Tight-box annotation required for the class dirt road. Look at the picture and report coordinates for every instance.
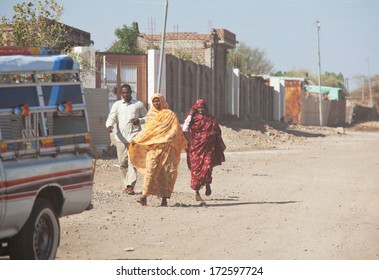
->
[56,123,379,260]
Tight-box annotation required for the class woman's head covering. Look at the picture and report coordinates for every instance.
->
[190,99,207,112]
[151,93,169,110]
[146,93,169,122]
[185,99,208,120]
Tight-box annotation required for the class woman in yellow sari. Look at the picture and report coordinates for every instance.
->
[129,93,188,206]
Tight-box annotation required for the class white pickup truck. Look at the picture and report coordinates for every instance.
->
[0,47,94,259]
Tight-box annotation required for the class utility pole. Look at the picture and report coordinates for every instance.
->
[344,77,349,95]
[362,75,365,103]
[316,20,323,126]
[157,0,168,93]
[367,58,373,107]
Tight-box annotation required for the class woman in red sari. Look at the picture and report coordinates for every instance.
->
[183,99,226,201]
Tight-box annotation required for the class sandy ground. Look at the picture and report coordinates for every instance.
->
[56,121,379,260]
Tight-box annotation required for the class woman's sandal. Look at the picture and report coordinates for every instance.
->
[137,196,147,206]
[161,197,168,207]
[205,184,212,196]
[195,192,203,201]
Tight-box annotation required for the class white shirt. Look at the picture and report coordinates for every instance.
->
[105,99,147,143]
[182,115,192,132]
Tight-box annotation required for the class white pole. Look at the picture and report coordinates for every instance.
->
[317,20,323,126]
[157,0,168,93]
[103,55,107,93]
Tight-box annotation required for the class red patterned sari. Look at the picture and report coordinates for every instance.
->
[186,100,226,191]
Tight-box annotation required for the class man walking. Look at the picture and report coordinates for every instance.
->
[105,83,147,194]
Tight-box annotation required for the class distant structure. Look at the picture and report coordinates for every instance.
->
[63,24,92,49]
[138,28,237,118]
[138,28,237,68]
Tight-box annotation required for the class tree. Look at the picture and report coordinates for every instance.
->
[321,71,345,88]
[0,0,66,50]
[273,68,310,79]
[227,42,274,75]
[107,22,143,54]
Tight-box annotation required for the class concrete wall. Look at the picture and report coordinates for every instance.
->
[269,77,289,121]
[84,88,110,152]
[301,94,346,126]
[155,52,274,122]
[226,67,240,116]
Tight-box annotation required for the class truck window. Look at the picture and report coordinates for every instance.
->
[42,84,83,105]
[0,86,39,108]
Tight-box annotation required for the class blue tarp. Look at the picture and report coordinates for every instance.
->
[0,54,79,72]
[306,85,341,100]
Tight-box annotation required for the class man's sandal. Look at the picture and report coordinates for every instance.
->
[123,186,135,195]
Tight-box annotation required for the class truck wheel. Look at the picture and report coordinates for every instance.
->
[9,198,60,260]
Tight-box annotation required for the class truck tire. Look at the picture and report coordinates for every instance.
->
[9,198,60,260]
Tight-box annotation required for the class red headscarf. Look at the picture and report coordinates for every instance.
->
[184,99,207,120]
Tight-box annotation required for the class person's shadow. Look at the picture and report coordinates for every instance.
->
[172,199,299,208]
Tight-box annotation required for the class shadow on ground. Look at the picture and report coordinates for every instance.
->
[219,117,327,138]
[172,200,300,208]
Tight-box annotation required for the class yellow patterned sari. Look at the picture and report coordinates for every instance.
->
[129,94,188,198]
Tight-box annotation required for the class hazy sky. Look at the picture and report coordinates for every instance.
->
[1,0,378,90]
